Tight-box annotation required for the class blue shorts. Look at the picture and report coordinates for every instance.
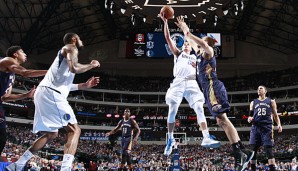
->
[249,124,274,146]
[121,136,133,154]
[201,79,230,118]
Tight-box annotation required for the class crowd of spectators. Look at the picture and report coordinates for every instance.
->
[1,124,298,170]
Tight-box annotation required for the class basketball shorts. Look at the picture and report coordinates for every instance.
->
[249,124,274,146]
[33,86,77,133]
[201,79,230,118]
[121,136,133,154]
[166,78,204,108]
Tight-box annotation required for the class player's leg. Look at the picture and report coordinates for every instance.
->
[209,80,253,170]
[126,137,133,170]
[263,125,276,171]
[185,81,221,148]
[0,128,7,159]
[6,132,58,171]
[164,79,183,156]
[61,123,81,171]
[249,144,259,171]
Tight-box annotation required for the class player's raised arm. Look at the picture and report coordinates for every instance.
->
[64,45,99,74]
[175,16,214,59]
[160,13,180,57]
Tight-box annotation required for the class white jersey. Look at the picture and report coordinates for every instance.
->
[173,51,197,79]
[39,50,75,99]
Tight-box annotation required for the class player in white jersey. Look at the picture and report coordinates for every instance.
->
[160,13,220,156]
[6,33,100,171]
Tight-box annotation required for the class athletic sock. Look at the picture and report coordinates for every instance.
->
[61,154,74,170]
[16,150,33,165]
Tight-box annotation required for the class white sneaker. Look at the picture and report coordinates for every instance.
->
[163,139,176,156]
[5,162,25,171]
[201,136,221,148]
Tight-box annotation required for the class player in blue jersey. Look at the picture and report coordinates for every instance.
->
[106,108,141,171]
[248,85,282,171]
[0,46,47,159]
[174,16,254,171]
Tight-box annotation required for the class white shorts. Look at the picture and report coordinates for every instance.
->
[33,86,77,133]
[166,78,205,108]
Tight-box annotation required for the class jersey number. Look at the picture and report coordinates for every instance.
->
[123,127,127,134]
[257,108,266,116]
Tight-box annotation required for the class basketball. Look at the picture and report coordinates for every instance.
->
[160,5,174,19]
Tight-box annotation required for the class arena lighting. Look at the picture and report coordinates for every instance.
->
[234,3,238,15]
[131,14,135,26]
[106,114,112,118]
[214,15,218,26]
[110,1,114,14]
[120,8,126,14]
[115,114,120,118]
[240,0,244,11]
[130,115,136,119]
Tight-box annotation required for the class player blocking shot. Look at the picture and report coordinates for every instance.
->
[160,6,221,157]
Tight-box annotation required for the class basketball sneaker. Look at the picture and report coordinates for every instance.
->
[234,150,253,171]
[201,135,221,148]
[163,138,176,156]
[6,162,25,171]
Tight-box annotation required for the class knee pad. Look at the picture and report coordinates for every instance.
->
[167,103,179,123]
[264,145,274,159]
[192,101,206,124]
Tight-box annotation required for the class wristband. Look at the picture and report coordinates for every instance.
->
[70,84,79,91]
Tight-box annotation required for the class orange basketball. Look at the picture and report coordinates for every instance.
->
[160,5,174,19]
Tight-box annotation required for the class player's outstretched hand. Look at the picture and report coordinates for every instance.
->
[26,85,36,98]
[175,16,189,34]
[133,138,138,146]
[247,116,254,123]
[277,125,282,133]
[160,12,167,23]
[105,132,110,137]
[90,60,100,68]
[85,76,100,88]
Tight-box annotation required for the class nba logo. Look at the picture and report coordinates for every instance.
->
[136,34,144,42]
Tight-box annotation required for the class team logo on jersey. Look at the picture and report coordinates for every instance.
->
[63,113,71,121]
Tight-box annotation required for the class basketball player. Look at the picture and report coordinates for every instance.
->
[0,46,47,159]
[106,108,140,171]
[248,85,282,171]
[160,13,220,157]
[174,16,254,171]
[6,33,100,171]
